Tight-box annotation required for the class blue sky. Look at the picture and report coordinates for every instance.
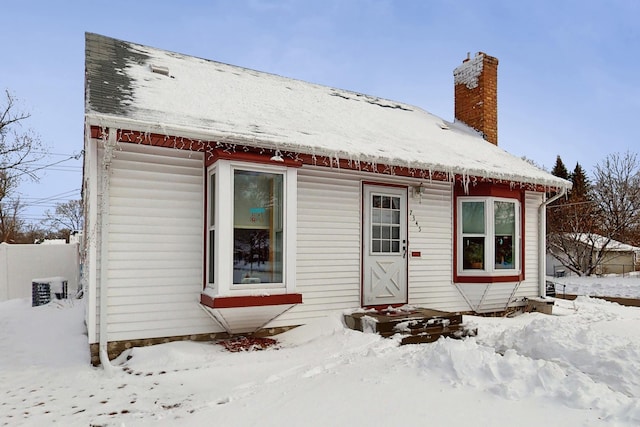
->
[2,0,639,225]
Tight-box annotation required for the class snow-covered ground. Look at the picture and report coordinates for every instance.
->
[1,277,640,426]
[551,273,640,298]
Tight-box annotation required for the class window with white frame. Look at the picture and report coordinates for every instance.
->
[458,197,520,275]
[207,160,295,294]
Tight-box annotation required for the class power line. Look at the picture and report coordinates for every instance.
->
[31,150,84,157]
[23,190,81,206]
[11,154,82,179]
[19,188,80,199]
[547,200,597,209]
[30,163,82,168]
[4,189,81,210]
[32,167,81,173]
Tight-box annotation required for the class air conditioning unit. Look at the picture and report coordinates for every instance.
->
[31,277,68,307]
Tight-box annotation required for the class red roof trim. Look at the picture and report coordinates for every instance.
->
[89,126,559,193]
[200,293,303,309]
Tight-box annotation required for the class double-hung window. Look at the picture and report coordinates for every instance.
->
[457,197,521,277]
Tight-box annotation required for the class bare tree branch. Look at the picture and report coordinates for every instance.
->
[0,90,46,180]
[548,151,640,276]
[42,199,84,235]
[0,90,49,241]
[593,151,640,242]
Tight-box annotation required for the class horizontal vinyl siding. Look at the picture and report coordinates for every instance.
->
[407,182,470,311]
[270,167,471,326]
[98,143,218,342]
[455,282,520,312]
[269,167,362,326]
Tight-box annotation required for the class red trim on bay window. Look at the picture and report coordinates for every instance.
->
[456,182,522,199]
[211,150,302,168]
[200,293,303,309]
[456,275,523,284]
[453,182,525,284]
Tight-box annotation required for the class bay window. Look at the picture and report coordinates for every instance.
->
[207,160,296,295]
[458,197,520,277]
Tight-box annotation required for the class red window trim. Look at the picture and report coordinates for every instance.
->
[208,150,303,168]
[453,183,525,283]
[361,180,408,189]
[200,293,303,309]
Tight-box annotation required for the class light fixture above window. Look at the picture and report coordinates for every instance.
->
[270,150,284,162]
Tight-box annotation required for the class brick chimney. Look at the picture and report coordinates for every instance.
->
[454,52,499,145]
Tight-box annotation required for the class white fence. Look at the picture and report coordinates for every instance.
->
[0,242,80,301]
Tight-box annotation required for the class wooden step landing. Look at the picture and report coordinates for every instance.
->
[344,307,477,345]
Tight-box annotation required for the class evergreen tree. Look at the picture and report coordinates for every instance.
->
[551,155,570,180]
[570,162,591,201]
[547,155,571,235]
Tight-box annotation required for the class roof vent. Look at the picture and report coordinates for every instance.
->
[438,122,450,130]
[150,64,170,76]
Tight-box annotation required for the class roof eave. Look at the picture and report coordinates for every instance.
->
[85,112,571,191]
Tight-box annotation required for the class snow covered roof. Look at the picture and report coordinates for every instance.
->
[85,33,570,189]
[571,233,640,252]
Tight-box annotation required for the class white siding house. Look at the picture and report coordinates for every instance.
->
[84,33,571,364]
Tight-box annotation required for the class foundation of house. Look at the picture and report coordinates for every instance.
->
[524,297,555,315]
[89,325,299,366]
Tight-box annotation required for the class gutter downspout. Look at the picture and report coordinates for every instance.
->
[99,128,117,374]
[538,187,567,297]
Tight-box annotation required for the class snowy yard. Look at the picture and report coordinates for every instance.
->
[1,277,640,426]
[551,273,640,299]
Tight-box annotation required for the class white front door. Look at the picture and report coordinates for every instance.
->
[362,185,408,306]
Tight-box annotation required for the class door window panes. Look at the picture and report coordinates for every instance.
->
[371,194,401,253]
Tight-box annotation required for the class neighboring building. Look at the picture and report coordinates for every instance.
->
[547,233,640,276]
[83,33,571,364]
